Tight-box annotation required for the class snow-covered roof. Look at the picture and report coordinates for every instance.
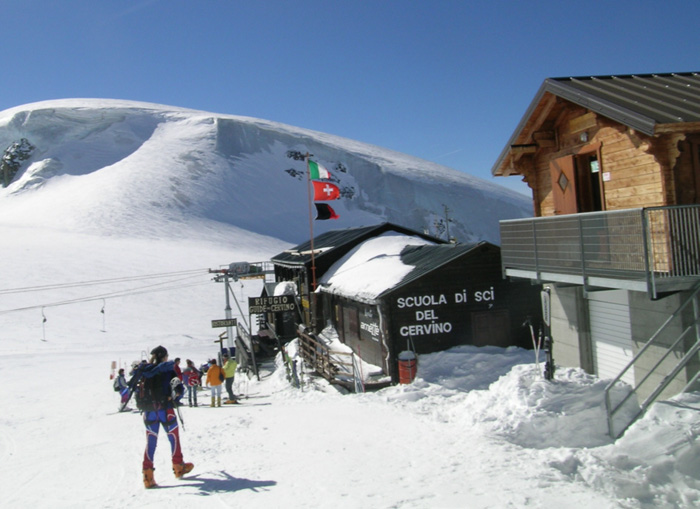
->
[271,222,443,268]
[317,232,433,303]
[317,232,493,303]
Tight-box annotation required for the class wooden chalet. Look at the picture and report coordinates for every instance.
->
[491,72,700,436]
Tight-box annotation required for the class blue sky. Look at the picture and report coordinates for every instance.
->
[4,1,700,195]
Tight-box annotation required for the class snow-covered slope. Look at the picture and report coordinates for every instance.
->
[0,99,530,244]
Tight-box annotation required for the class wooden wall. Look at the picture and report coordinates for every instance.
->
[523,104,680,217]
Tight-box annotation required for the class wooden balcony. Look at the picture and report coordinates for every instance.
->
[500,205,700,299]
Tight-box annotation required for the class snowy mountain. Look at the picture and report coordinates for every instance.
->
[0,99,530,244]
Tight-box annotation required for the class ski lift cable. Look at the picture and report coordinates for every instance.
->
[0,268,209,295]
[0,279,210,315]
[0,275,211,315]
[45,273,206,305]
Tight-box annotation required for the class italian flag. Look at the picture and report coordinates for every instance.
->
[309,160,331,180]
[313,180,341,201]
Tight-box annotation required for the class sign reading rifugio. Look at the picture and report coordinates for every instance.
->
[248,295,296,314]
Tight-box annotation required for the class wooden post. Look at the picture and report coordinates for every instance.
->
[305,153,317,329]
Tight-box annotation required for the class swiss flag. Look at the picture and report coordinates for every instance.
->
[313,180,340,201]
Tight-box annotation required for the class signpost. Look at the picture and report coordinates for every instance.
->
[211,318,237,328]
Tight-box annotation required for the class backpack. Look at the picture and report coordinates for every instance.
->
[135,371,171,411]
[113,378,121,392]
[134,376,150,410]
[186,369,200,387]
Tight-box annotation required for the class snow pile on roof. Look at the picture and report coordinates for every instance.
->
[317,231,435,303]
[272,281,297,296]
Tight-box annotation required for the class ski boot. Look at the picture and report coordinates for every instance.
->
[217,396,221,407]
[143,468,157,489]
[211,396,215,407]
[173,462,194,479]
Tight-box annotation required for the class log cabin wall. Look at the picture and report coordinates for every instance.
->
[520,101,679,218]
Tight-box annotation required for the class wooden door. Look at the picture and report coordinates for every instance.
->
[550,155,578,215]
[471,309,511,348]
[342,306,359,343]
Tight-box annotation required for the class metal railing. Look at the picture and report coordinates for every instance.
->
[500,205,700,299]
[297,329,360,391]
[646,205,700,296]
[604,282,700,438]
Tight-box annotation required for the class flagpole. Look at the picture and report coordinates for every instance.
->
[305,153,317,328]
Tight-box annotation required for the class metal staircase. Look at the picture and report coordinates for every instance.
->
[604,282,700,438]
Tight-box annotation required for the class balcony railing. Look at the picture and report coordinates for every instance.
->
[500,205,700,299]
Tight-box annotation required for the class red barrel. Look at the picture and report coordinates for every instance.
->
[398,350,418,384]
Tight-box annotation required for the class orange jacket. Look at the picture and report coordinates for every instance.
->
[206,364,224,386]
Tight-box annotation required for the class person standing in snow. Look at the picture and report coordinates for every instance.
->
[114,368,129,411]
[206,358,224,407]
[173,357,183,380]
[222,353,239,404]
[182,359,201,407]
[138,345,194,488]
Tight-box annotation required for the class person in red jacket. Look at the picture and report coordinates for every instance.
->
[206,358,224,407]
[182,359,201,407]
[173,357,183,380]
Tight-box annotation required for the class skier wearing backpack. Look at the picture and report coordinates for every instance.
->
[113,368,129,411]
[137,345,194,489]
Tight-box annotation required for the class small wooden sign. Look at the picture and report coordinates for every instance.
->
[211,318,237,328]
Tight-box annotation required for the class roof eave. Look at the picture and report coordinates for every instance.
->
[545,78,657,135]
[491,78,659,177]
[490,81,550,177]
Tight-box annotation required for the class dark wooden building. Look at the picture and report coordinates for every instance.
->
[270,223,442,333]
[316,236,541,383]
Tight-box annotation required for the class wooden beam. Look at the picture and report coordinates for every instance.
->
[654,122,700,134]
[533,130,556,147]
[510,144,537,155]
[569,112,597,133]
[510,144,537,164]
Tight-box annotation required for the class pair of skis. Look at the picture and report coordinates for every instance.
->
[524,316,555,381]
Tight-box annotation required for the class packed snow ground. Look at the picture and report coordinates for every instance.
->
[2,225,700,509]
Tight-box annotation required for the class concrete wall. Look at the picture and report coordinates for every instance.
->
[550,283,698,401]
[628,290,693,399]
[549,284,593,373]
